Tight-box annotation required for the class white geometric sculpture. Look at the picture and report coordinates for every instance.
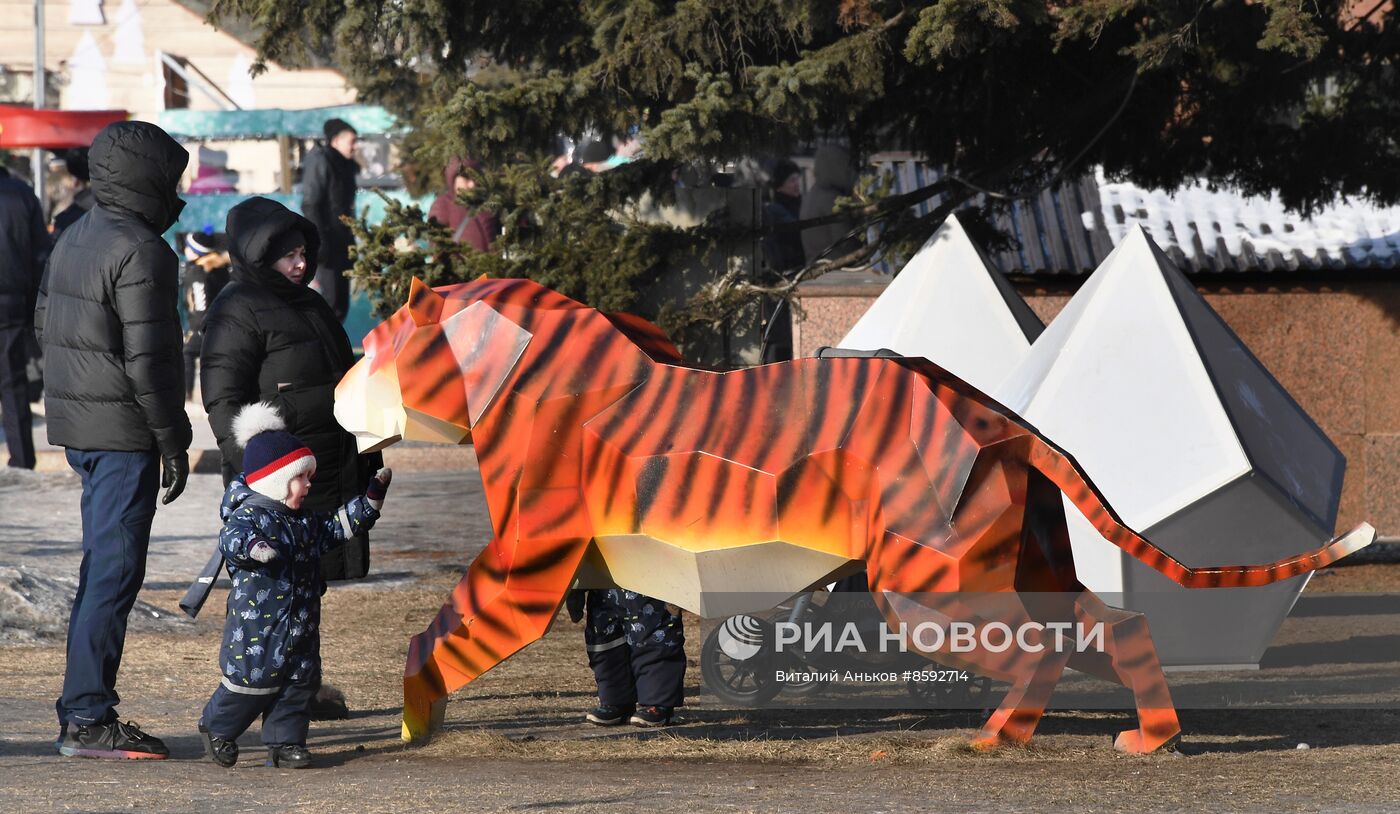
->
[69,0,105,26]
[66,33,111,111]
[998,226,1345,668]
[112,0,146,65]
[228,52,257,110]
[839,214,1043,398]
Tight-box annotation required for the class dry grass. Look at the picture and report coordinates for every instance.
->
[4,564,1400,812]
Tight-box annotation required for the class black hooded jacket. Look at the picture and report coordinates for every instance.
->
[200,196,372,513]
[0,167,49,326]
[300,144,357,271]
[34,121,193,456]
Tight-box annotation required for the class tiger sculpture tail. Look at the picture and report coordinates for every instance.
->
[1026,438,1373,589]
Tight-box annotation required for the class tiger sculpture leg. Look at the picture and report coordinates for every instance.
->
[864,448,1182,753]
[402,533,589,741]
[1066,593,1180,753]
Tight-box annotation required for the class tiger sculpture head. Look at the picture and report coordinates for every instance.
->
[334,276,678,454]
[336,278,519,452]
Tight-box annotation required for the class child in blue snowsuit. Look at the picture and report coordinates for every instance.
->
[571,588,686,726]
[198,402,391,769]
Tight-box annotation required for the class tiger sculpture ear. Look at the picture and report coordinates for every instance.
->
[407,277,446,326]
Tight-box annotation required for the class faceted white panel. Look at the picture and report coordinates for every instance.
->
[1002,226,1251,538]
[69,0,105,26]
[228,53,257,110]
[999,225,1345,666]
[112,0,145,65]
[66,34,111,110]
[840,214,1041,399]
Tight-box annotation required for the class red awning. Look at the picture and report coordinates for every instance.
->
[0,106,129,149]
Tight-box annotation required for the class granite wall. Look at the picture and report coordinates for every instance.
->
[793,273,1400,537]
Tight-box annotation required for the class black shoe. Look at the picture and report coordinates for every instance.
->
[629,706,674,727]
[266,744,312,769]
[585,704,635,726]
[59,719,169,760]
[198,723,238,768]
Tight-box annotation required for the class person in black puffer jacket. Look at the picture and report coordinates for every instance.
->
[200,196,380,585]
[0,164,49,469]
[300,119,359,321]
[200,197,380,720]
[36,120,193,760]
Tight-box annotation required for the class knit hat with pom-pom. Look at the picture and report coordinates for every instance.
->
[233,402,316,501]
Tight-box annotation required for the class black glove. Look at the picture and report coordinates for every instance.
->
[566,589,586,624]
[161,452,190,505]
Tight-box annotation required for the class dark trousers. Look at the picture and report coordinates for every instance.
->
[182,332,201,401]
[0,324,35,469]
[585,590,686,709]
[201,677,316,746]
[312,265,349,322]
[57,449,160,726]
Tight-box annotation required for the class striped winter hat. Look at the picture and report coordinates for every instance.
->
[185,227,222,256]
[233,402,317,501]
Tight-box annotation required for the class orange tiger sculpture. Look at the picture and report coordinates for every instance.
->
[333,277,1374,752]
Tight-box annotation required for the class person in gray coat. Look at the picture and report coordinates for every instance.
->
[799,144,860,263]
[36,120,193,760]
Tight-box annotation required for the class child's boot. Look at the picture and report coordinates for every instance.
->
[585,703,635,726]
[198,723,238,768]
[629,705,675,727]
[266,743,312,769]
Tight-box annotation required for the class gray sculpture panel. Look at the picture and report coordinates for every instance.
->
[1158,243,1344,529]
[1122,472,1321,666]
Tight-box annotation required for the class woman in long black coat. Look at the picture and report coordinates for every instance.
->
[200,196,379,583]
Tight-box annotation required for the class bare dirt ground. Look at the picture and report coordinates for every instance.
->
[2,454,1399,813]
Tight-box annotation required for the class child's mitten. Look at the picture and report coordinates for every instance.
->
[566,589,586,624]
[367,467,393,511]
[249,540,279,563]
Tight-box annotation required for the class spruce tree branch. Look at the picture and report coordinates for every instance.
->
[797,185,978,277]
[950,72,1138,202]
[768,176,958,234]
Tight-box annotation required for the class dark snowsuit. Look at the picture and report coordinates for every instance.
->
[200,197,380,580]
[35,121,193,729]
[0,167,49,469]
[299,145,357,320]
[200,477,380,746]
[582,589,686,709]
